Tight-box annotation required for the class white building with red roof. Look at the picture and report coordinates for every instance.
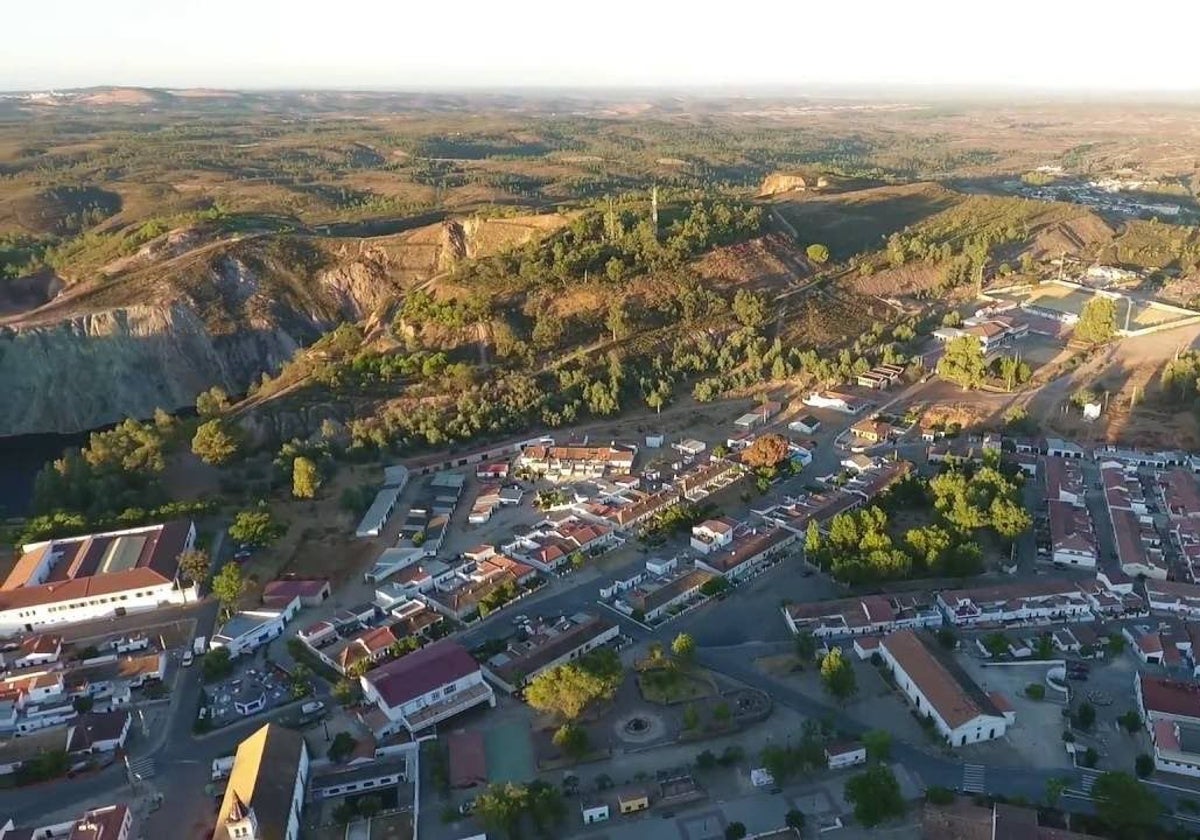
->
[0,521,196,635]
[690,517,739,555]
[360,640,494,736]
[1047,500,1097,567]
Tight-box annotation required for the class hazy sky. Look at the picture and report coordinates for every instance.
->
[6,1,1200,92]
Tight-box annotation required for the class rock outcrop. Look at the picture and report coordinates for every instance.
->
[0,212,569,437]
[759,171,831,197]
[0,303,306,435]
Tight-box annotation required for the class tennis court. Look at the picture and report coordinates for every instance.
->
[483,721,535,783]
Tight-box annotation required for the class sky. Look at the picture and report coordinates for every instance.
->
[5,0,1200,93]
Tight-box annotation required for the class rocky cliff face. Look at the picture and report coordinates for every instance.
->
[0,214,568,437]
[0,303,307,436]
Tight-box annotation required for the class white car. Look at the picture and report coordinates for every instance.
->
[182,650,194,667]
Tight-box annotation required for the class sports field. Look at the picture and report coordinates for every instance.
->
[993,284,1193,331]
[484,721,535,783]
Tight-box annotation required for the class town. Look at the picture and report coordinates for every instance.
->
[7,34,1200,840]
[8,323,1200,840]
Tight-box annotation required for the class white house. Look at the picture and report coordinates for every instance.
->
[825,741,867,769]
[360,641,495,736]
[1048,500,1097,568]
[802,391,867,415]
[879,629,1010,747]
[1147,580,1200,620]
[690,518,738,555]
[789,416,821,435]
[211,597,300,658]
[581,800,610,825]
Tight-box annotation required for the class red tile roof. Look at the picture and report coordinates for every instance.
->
[1140,674,1200,720]
[883,629,1005,729]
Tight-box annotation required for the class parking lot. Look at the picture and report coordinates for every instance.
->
[204,659,295,728]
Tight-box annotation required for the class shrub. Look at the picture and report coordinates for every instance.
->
[1026,683,1046,700]
[926,786,955,805]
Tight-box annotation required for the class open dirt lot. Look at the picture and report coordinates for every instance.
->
[955,655,1073,770]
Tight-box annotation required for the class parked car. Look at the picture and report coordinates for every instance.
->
[182,650,194,667]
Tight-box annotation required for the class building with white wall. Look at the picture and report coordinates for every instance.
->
[211,597,300,658]
[0,521,196,636]
[360,640,495,736]
[482,613,618,693]
[879,630,1011,747]
[214,723,309,840]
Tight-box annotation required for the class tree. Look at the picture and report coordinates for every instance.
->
[524,651,622,720]
[731,290,767,329]
[357,795,382,819]
[682,705,699,730]
[696,749,717,770]
[191,419,239,465]
[292,456,321,499]
[202,646,233,682]
[328,731,357,763]
[1136,753,1154,778]
[177,548,211,585]
[605,299,630,341]
[1119,710,1142,733]
[804,519,822,558]
[844,764,905,827]
[863,729,892,762]
[1076,702,1096,731]
[1026,683,1046,700]
[937,336,987,390]
[820,647,856,700]
[820,648,859,700]
[553,723,591,761]
[1092,771,1162,837]
[742,433,789,469]
[229,508,283,547]
[195,386,230,417]
[290,663,313,698]
[795,631,817,663]
[1107,633,1126,655]
[806,243,831,264]
[725,823,747,840]
[1044,776,1067,809]
[785,809,805,831]
[1075,296,1118,344]
[333,679,360,707]
[920,787,953,807]
[671,632,697,664]
[997,355,1031,391]
[475,783,528,840]
[526,779,566,837]
[211,563,247,617]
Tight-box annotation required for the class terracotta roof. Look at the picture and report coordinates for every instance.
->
[0,520,191,610]
[883,629,1004,729]
[365,640,479,709]
[1139,674,1200,720]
